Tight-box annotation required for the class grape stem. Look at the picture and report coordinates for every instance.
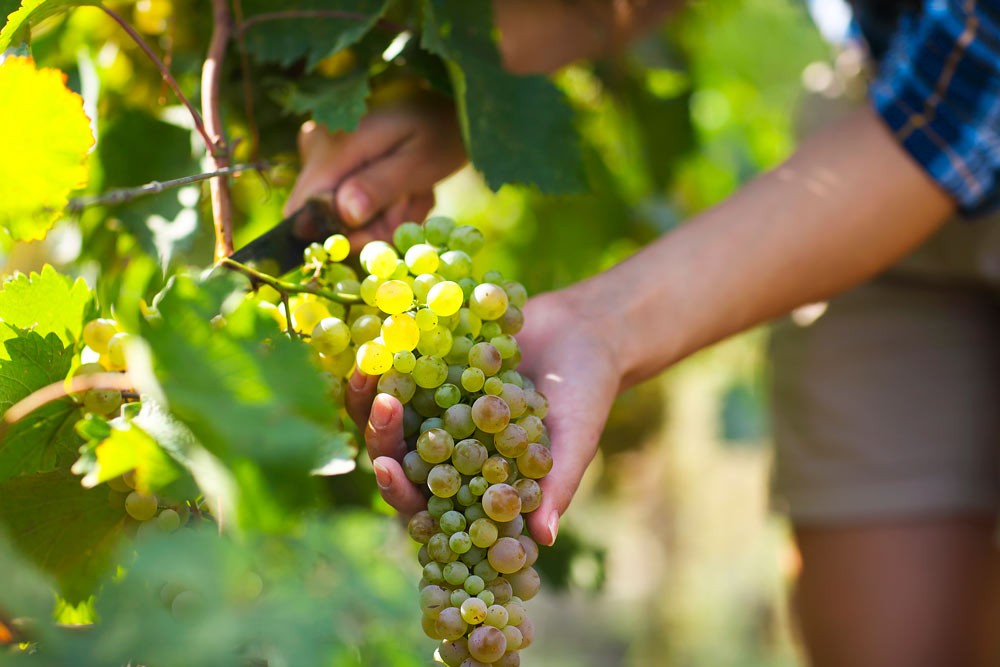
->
[99,5,215,154]
[66,163,270,213]
[219,257,362,306]
[0,373,135,435]
[204,0,235,261]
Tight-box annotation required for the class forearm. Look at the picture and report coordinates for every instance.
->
[576,106,954,389]
[493,0,680,74]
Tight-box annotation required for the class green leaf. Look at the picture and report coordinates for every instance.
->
[0,468,123,603]
[0,264,96,354]
[73,415,186,495]
[279,72,370,133]
[241,0,391,71]
[0,329,82,482]
[0,57,95,241]
[139,273,356,530]
[421,0,584,193]
[0,0,97,51]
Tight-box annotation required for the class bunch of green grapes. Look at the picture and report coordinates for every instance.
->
[298,216,549,666]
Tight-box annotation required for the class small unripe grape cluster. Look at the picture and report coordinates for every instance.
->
[107,469,193,540]
[295,217,549,665]
[77,318,133,416]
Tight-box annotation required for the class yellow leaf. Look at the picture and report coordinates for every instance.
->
[0,56,94,241]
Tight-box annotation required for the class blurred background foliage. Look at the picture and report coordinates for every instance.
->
[1,0,847,664]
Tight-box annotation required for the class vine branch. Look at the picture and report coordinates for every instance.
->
[203,0,235,261]
[66,163,269,213]
[1,373,135,433]
[99,5,214,152]
[219,258,361,305]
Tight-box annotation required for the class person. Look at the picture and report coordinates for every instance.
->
[285,2,1000,665]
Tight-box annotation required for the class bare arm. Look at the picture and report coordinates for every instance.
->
[493,0,681,74]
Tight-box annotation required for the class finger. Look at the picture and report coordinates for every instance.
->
[372,455,427,517]
[346,371,378,430]
[345,192,436,250]
[364,393,408,463]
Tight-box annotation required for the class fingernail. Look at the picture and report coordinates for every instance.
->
[370,395,392,428]
[547,513,559,544]
[339,183,371,225]
[349,372,367,390]
[373,461,391,489]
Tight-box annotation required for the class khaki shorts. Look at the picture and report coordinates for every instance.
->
[769,216,1000,523]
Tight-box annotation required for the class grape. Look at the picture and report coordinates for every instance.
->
[497,514,524,539]
[445,335,475,365]
[461,546,488,567]
[488,537,527,574]
[350,314,382,344]
[461,367,486,393]
[393,222,424,252]
[468,342,502,376]
[125,491,158,521]
[303,241,327,266]
[463,575,486,596]
[485,578,513,605]
[505,600,526,626]
[469,518,499,549]
[477,589,496,606]
[438,638,470,667]
[83,389,122,416]
[381,313,419,352]
[497,305,524,335]
[311,317,351,355]
[469,476,489,496]
[422,612,443,640]
[375,280,414,315]
[451,309,482,339]
[156,508,181,533]
[416,428,455,464]
[443,561,470,586]
[473,560,499,583]
[428,533,459,563]
[374,369,413,403]
[443,404,477,440]
[485,604,509,629]
[480,321,503,341]
[413,273,443,302]
[426,281,464,317]
[393,350,417,373]
[460,597,487,625]
[83,318,118,354]
[459,658,491,667]
[412,356,448,388]
[482,484,521,522]
[408,511,438,544]
[449,531,473,554]
[418,324,453,358]
[323,233,351,261]
[516,443,553,479]
[481,456,511,485]
[483,376,504,396]
[469,283,508,321]
[507,566,541,601]
[513,478,542,513]
[500,634,523,659]
[412,387,443,417]
[403,450,433,484]
[516,617,535,649]
[105,333,131,371]
[424,216,456,245]
[500,383,527,418]
[455,484,476,507]
[439,250,473,281]
[452,439,488,476]
[517,415,544,442]
[427,495,454,519]
[494,424,529,458]
[450,589,471,607]
[427,464,462,498]
[448,225,485,256]
[434,383,461,409]
[435,607,468,641]
[420,584,451,619]
[468,625,507,663]
[471,395,510,433]
[405,243,440,274]
[464,503,487,523]
[359,241,398,279]
[356,341,392,375]
[439,510,467,535]
[490,335,519,360]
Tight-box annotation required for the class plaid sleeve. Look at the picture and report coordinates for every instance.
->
[869,1,1000,217]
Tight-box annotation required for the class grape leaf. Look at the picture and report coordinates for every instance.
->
[0,57,94,241]
[0,468,123,603]
[0,329,83,482]
[0,264,96,355]
[0,0,98,51]
[241,0,391,71]
[278,72,370,133]
[138,273,356,530]
[421,0,585,193]
[0,527,55,623]
[73,415,186,495]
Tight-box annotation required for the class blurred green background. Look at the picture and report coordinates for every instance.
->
[1,0,861,664]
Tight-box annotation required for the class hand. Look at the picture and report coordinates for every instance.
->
[345,285,625,547]
[284,92,466,248]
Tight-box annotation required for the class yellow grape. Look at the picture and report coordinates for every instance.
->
[405,243,440,274]
[82,318,119,354]
[323,233,350,262]
[375,280,414,315]
[360,242,398,279]
[105,333,131,371]
[382,313,420,353]
[356,341,392,375]
[415,308,438,331]
[291,299,330,334]
[426,281,464,317]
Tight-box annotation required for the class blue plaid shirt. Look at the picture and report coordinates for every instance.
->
[862,1,1000,217]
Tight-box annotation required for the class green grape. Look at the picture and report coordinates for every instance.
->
[405,243,440,274]
[322,346,356,378]
[516,535,539,567]
[423,562,446,586]
[494,424,529,458]
[377,368,416,403]
[360,241,398,279]
[500,383,527,418]
[517,415,544,442]
[83,318,119,354]
[420,584,451,619]
[472,395,510,433]
[427,464,462,498]
[469,518,499,549]
[448,225,485,256]
[452,439,488,475]
[487,537,526,574]
[416,428,455,464]
[524,389,549,418]
[422,612,443,640]
[381,313,420,352]
[513,478,542,513]
[450,589,471,607]
[516,443,553,479]
[403,450,433,484]
[460,597,488,625]
[443,560,471,586]
[303,241,327,266]
[485,577,513,605]
[477,589,496,606]
[333,280,361,300]
[497,514,524,539]
[450,530,473,554]
[461,367,486,393]
[418,325,454,357]
[435,607,468,641]
[311,317,351,355]
[445,335,474,365]
[156,508,181,533]
[391,259,409,280]
[499,370,524,388]
[480,321,503,341]
[501,627,523,653]
[350,314,382,344]
[325,262,358,285]
[412,356,448,388]
[427,495,454,519]
[481,484,521,522]
[464,575,486,596]
[507,567,540,601]
[356,341,392,375]
[468,625,507,663]
[461,545,488,567]
[375,280,414,315]
[360,275,383,306]
[456,484,476,507]
[497,305,524,335]
[468,343,502,377]
[469,476,489,496]
[482,456,511,485]
[438,250,473,281]
[485,604,509,629]
[323,233,351,261]
[125,490,158,521]
[408,511,439,544]
[106,332,131,371]
[421,417,445,433]
[393,222,425,252]
[439,510,467,535]
[424,215,456,245]
[464,503,488,523]
[393,350,417,373]
[415,307,439,331]
[505,600,526,626]
[459,277,478,301]
[473,560,499,583]
[438,638,471,667]
[491,335,519,360]
[482,270,505,284]
[427,281,464,317]
[413,273,443,303]
[83,389,122,416]
[412,387,443,417]
[428,533,459,563]
[434,383,461,409]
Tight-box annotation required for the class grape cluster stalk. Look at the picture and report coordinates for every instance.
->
[299,216,550,666]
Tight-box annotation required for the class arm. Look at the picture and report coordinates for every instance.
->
[493,0,681,74]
